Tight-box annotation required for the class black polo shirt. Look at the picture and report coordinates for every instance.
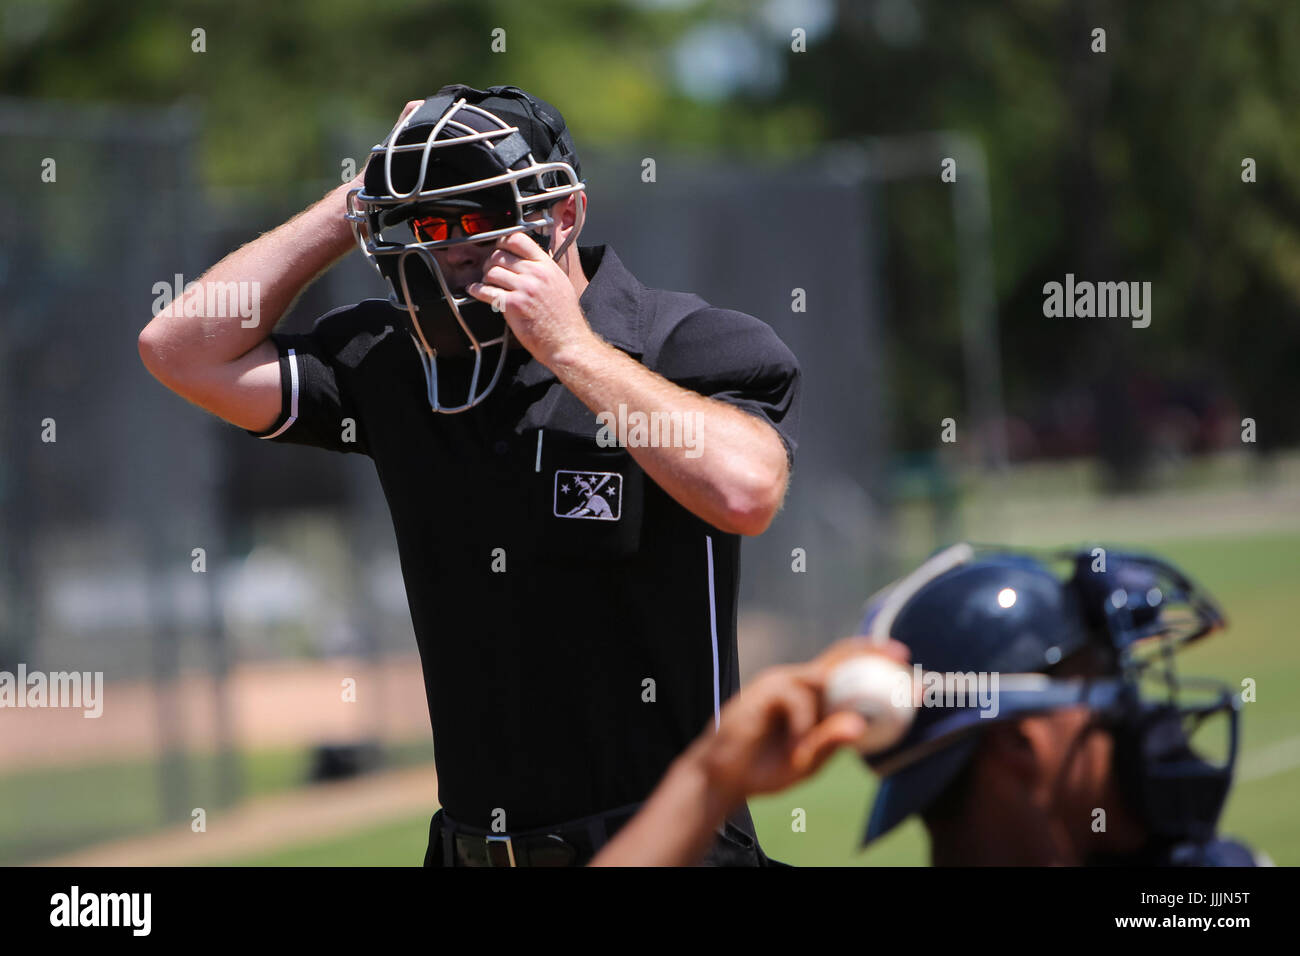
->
[249,244,801,830]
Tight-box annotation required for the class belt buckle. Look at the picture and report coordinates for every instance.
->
[485,834,517,867]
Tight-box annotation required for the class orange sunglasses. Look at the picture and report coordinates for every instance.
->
[410,208,517,243]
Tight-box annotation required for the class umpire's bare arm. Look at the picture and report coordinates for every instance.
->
[469,229,791,535]
[136,101,423,425]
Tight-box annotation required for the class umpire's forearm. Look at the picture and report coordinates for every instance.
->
[138,181,357,372]
[550,337,789,536]
[589,745,740,867]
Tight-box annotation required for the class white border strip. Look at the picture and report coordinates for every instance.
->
[261,347,300,440]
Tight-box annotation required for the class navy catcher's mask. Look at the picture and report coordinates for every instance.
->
[857,544,1238,850]
[346,84,586,413]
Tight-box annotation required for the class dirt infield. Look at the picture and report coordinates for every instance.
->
[2,653,431,772]
[35,764,437,866]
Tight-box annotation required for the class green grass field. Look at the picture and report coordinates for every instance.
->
[0,739,436,864]
[203,528,1299,867]
[9,488,1295,867]
[205,815,434,867]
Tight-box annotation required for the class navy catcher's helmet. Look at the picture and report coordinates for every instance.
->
[858,544,1238,850]
[346,84,585,413]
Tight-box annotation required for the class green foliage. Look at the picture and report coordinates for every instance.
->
[10,1,1293,459]
[781,0,1300,456]
[4,0,724,186]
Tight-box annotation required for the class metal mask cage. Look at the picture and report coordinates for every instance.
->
[1057,547,1227,670]
[865,543,1226,656]
[1128,672,1240,771]
[859,542,1236,777]
[344,98,587,413]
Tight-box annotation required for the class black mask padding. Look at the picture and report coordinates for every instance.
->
[364,93,532,206]
[395,255,506,358]
[1113,702,1233,844]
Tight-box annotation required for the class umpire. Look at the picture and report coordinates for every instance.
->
[138,84,800,866]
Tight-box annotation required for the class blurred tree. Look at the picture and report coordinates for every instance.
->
[773,0,1300,479]
[0,0,818,186]
[4,0,1297,478]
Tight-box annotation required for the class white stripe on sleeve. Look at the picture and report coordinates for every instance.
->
[261,347,300,439]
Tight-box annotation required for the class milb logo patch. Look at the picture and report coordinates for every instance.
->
[554,469,622,521]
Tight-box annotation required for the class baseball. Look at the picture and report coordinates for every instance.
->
[824,655,917,754]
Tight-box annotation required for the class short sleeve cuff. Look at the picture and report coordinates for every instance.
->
[244,340,300,440]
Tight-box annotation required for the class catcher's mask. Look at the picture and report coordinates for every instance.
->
[856,544,1238,850]
[346,85,586,413]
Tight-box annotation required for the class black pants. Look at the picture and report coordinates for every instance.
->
[423,805,781,867]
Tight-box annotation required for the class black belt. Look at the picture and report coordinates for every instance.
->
[441,803,642,867]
